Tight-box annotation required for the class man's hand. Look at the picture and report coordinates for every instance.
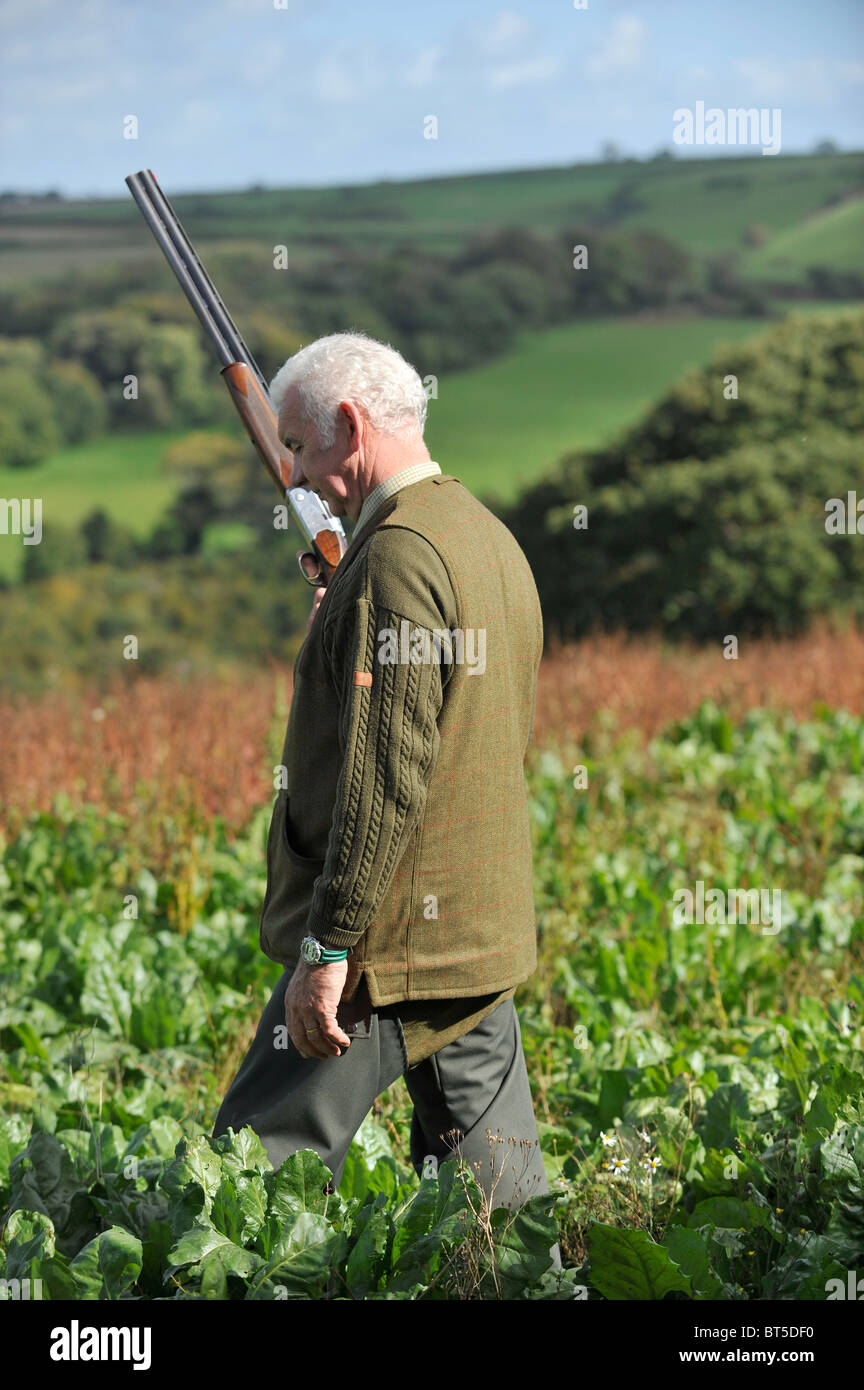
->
[284,957,352,1060]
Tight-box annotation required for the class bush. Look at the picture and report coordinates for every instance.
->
[505,310,864,643]
[44,360,108,443]
[0,367,60,467]
[49,310,214,428]
[583,308,864,483]
[80,508,140,567]
[21,524,88,581]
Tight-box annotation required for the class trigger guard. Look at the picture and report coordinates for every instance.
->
[297,551,324,587]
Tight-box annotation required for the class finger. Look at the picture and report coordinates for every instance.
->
[323,1009,354,1050]
[295,1025,333,1060]
[303,1022,348,1058]
[322,1020,353,1050]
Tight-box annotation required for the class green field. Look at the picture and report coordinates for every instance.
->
[0,429,193,581]
[424,312,782,505]
[0,310,781,582]
[741,194,864,283]
[5,303,853,584]
[2,152,862,285]
[1,701,862,1299]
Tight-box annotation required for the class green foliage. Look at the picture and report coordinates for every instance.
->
[593,308,864,475]
[161,432,254,512]
[44,360,108,444]
[0,703,862,1298]
[588,1224,693,1299]
[2,542,311,689]
[0,366,60,468]
[0,337,106,467]
[243,312,305,383]
[20,524,88,582]
[79,508,139,567]
[507,309,864,641]
[48,310,214,429]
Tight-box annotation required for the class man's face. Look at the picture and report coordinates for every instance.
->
[277,383,356,521]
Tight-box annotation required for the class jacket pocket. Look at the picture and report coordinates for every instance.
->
[259,791,326,961]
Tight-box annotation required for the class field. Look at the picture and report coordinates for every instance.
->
[2,147,863,1303]
[1,633,863,1300]
[422,307,859,505]
[3,152,862,283]
[741,195,864,284]
[0,308,810,582]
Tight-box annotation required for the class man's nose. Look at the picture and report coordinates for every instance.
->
[289,456,305,488]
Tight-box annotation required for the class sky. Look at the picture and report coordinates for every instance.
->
[1,0,862,197]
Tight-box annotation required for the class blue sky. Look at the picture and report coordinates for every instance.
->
[1,0,862,196]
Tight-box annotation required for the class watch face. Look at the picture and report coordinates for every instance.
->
[301,936,320,964]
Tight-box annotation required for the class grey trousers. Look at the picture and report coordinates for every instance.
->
[213,968,561,1267]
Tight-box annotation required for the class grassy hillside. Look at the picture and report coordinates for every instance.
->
[740,194,864,283]
[2,152,862,286]
[425,311,779,505]
[0,308,787,583]
[0,431,186,581]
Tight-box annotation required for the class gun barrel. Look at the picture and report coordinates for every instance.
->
[124,172,235,369]
[129,171,268,395]
[125,171,267,393]
[125,168,349,587]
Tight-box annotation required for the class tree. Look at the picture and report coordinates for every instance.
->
[146,484,219,558]
[49,310,213,427]
[161,431,253,512]
[0,368,59,467]
[44,360,107,443]
[80,508,140,566]
[503,309,864,642]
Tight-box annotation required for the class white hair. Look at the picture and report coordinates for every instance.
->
[269,330,428,447]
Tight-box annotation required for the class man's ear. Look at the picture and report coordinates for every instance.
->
[339,400,363,446]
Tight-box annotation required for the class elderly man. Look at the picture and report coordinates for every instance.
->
[213,330,556,1252]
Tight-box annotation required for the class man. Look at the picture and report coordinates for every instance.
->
[213,330,557,1259]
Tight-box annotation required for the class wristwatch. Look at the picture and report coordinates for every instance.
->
[300,934,349,965]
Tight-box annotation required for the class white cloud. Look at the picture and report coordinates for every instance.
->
[734,58,793,99]
[310,52,356,104]
[585,15,646,79]
[310,45,389,104]
[402,46,443,89]
[489,55,565,90]
[478,10,535,56]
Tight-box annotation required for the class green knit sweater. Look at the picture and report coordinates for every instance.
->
[259,472,543,1065]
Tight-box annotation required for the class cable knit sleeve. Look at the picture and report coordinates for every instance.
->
[303,528,457,950]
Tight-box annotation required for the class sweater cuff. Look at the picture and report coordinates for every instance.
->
[306,906,363,952]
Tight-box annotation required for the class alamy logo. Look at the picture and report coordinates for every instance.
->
[377,620,486,675]
[0,1277,42,1299]
[673,102,781,156]
[0,497,42,545]
[671,880,781,934]
[825,1271,864,1299]
[49,1321,152,1370]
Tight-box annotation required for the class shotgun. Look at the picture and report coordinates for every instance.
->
[124,169,347,588]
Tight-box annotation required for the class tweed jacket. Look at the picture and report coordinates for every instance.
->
[259,472,544,1009]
